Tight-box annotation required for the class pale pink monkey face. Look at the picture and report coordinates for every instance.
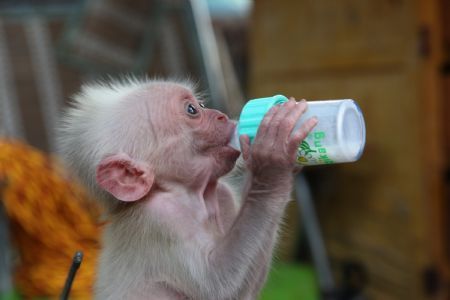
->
[139,83,240,177]
[170,88,240,176]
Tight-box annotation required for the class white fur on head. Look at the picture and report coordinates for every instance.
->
[57,76,196,206]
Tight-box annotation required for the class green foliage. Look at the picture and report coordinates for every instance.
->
[0,290,21,300]
[260,263,319,300]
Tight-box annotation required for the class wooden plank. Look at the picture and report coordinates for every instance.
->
[250,0,415,76]
[4,22,49,151]
[249,0,448,298]
[1,19,83,153]
[416,0,449,283]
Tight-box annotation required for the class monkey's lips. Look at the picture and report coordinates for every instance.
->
[222,122,241,157]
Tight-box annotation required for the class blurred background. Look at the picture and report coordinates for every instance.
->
[0,0,449,299]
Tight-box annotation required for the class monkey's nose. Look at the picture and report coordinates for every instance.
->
[214,111,228,122]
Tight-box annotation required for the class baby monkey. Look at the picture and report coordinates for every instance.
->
[58,78,317,300]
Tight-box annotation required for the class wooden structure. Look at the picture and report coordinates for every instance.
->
[249,0,449,299]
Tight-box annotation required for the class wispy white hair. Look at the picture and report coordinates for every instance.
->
[57,76,196,205]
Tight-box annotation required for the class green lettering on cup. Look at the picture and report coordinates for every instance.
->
[314,131,325,139]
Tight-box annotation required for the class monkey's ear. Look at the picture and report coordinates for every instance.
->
[96,153,154,202]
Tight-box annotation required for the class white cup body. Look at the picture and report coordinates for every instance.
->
[294,99,365,165]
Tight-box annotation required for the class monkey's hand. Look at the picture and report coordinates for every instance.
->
[239,97,317,183]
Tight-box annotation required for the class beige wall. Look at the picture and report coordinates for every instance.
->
[249,0,448,298]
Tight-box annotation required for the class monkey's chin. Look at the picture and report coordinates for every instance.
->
[222,145,241,161]
[214,145,240,176]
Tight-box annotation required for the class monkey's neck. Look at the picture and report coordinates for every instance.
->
[156,179,224,233]
[160,155,224,191]
[159,178,219,205]
[158,164,218,196]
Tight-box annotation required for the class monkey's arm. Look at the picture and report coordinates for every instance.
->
[221,158,283,299]
[221,156,247,207]
[237,217,281,299]
[221,162,288,299]
[201,174,292,299]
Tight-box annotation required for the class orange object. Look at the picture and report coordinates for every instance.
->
[0,139,103,299]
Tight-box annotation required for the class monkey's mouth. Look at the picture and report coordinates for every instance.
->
[222,122,240,159]
[224,122,238,147]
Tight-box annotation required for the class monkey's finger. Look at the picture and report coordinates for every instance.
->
[288,117,318,157]
[275,100,307,146]
[253,104,280,144]
[239,134,251,161]
[266,100,296,142]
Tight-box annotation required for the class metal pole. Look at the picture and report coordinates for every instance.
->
[295,174,336,297]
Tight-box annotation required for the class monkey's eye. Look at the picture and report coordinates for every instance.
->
[186,103,199,116]
[199,103,205,108]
